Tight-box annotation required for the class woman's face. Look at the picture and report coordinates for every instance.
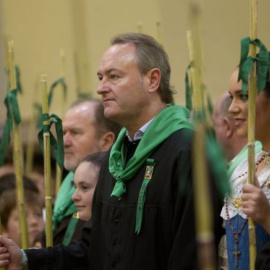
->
[228,68,270,144]
[72,162,99,221]
[5,204,44,247]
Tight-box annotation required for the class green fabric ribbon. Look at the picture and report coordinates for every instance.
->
[206,130,231,196]
[109,105,193,199]
[52,172,77,230]
[135,158,155,234]
[15,65,23,94]
[185,62,194,111]
[62,215,79,246]
[0,89,21,166]
[189,84,213,124]
[38,113,64,169]
[48,77,67,107]
[238,37,269,93]
[206,92,213,116]
[33,102,43,129]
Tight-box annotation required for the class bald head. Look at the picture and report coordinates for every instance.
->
[213,92,232,121]
[212,92,246,161]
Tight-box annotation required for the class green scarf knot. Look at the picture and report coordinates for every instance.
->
[38,113,64,169]
[238,37,269,93]
[0,89,21,166]
[109,105,193,199]
[111,180,126,197]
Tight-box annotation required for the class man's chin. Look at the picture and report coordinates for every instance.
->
[104,109,120,123]
[64,161,77,172]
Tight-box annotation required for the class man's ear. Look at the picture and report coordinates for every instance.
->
[98,131,115,151]
[147,68,161,93]
[224,117,233,138]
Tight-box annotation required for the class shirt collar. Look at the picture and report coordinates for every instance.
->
[126,118,154,142]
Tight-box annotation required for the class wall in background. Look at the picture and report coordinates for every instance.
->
[0,0,270,122]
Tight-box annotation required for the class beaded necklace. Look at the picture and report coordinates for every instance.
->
[225,153,266,267]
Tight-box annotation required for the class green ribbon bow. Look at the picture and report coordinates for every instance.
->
[238,37,270,94]
[38,113,64,169]
[0,89,21,166]
[185,61,194,111]
[48,77,67,107]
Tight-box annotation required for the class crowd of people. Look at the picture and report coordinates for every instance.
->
[0,32,269,270]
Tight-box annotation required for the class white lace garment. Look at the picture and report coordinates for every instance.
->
[221,150,270,220]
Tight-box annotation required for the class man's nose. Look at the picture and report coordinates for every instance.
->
[63,132,71,146]
[97,80,110,95]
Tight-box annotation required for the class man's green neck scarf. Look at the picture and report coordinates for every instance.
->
[109,105,193,233]
[52,171,77,231]
[109,105,193,197]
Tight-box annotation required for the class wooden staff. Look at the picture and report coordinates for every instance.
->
[59,49,66,116]
[55,50,66,195]
[0,216,6,270]
[156,20,163,45]
[25,76,39,177]
[8,41,29,249]
[137,22,143,33]
[40,74,53,247]
[2,31,9,74]
[187,1,215,269]
[247,0,258,269]
[73,51,82,97]
[186,31,201,114]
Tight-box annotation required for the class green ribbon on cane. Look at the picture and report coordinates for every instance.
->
[185,61,194,111]
[0,89,21,166]
[33,102,43,129]
[15,65,23,94]
[48,77,67,107]
[238,37,269,94]
[38,113,64,169]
